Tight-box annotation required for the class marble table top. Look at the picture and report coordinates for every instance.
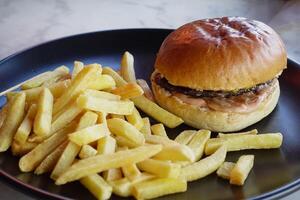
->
[0,0,299,200]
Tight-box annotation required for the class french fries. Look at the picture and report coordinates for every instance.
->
[218,129,258,138]
[69,124,109,146]
[111,83,144,99]
[181,145,227,182]
[53,65,99,114]
[154,144,195,162]
[137,159,181,178]
[79,145,98,159]
[0,102,9,127]
[103,168,123,181]
[174,130,196,145]
[77,94,134,115]
[136,79,154,101]
[11,141,38,156]
[33,88,53,136]
[140,117,151,135]
[89,75,116,91]
[205,133,283,155]
[97,135,116,154]
[230,155,254,185]
[125,107,144,131]
[187,129,211,161]
[132,95,183,128]
[145,134,178,146]
[83,89,120,101]
[21,66,69,89]
[107,118,145,146]
[19,121,76,172]
[151,123,168,138]
[80,174,112,200]
[120,51,136,83]
[0,93,26,152]
[122,163,141,181]
[72,61,84,79]
[14,104,37,144]
[56,145,162,185]
[34,141,68,175]
[132,178,187,200]
[216,162,235,180]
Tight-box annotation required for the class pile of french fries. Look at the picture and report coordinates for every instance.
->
[0,51,283,200]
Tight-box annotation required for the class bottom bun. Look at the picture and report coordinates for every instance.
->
[151,80,280,132]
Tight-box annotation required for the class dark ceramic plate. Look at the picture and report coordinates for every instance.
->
[0,29,300,200]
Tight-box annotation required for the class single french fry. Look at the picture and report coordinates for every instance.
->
[21,66,69,89]
[0,103,10,127]
[51,141,81,180]
[79,145,98,159]
[33,88,53,136]
[69,124,109,146]
[111,83,143,99]
[103,168,123,181]
[97,135,116,154]
[97,112,107,125]
[120,51,136,83]
[102,67,127,86]
[89,75,116,91]
[151,123,168,138]
[11,141,38,156]
[51,101,83,134]
[53,65,99,114]
[14,104,37,144]
[230,155,254,185]
[174,130,197,145]
[205,133,283,155]
[154,144,195,162]
[0,93,26,152]
[187,129,211,161]
[76,111,98,130]
[137,159,181,178]
[77,94,134,115]
[19,121,76,172]
[140,117,151,135]
[56,144,162,185]
[125,107,144,131]
[137,79,154,101]
[216,162,235,180]
[181,145,227,182]
[218,129,258,138]
[132,95,184,128]
[115,135,139,148]
[144,134,178,146]
[72,61,84,79]
[122,163,141,181]
[34,141,68,175]
[132,178,187,200]
[107,118,145,146]
[83,89,120,101]
[80,174,112,200]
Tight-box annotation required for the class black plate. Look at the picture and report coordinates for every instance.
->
[0,29,300,200]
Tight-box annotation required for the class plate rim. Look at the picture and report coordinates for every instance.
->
[0,28,299,200]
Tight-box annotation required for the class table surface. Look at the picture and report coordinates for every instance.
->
[0,0,299,200]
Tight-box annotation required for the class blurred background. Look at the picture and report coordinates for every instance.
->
[0,0,299,63]
[0,0,299,200]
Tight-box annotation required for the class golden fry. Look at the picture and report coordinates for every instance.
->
[140,117,151,135]
[0,93,26,152]
[216,162,235,180]
[205,133,283,155]
[230,155,254,185]
[136,79,154,101]
[187,129,211,161]
[79,145,98,159]
[111,83,143,99]
[218,129,258,138]
[174,130,196,145]
[120,51,136,83]
[151,123,168,138]
[72,61,84,79]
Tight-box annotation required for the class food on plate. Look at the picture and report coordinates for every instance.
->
[151,17,287,132]
[205,133,283,155]
[230,155,254,185]
[0,48,285,199]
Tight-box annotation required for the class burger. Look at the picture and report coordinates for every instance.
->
[151,17,287,132]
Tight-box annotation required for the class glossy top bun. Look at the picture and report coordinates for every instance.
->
[154,17,287,91]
